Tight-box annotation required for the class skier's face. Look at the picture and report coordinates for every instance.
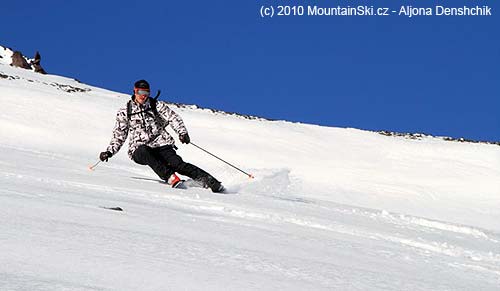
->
[134,89,150,105]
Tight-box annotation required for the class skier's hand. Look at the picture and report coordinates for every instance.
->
[99,151,112,162]
[179,133,190,144]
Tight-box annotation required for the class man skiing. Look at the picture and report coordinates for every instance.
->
[99,79,224,193]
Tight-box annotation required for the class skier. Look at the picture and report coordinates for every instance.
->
[99,79,224,193]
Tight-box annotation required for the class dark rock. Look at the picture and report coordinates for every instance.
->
[11,51,31,69]
[31,51,47,74]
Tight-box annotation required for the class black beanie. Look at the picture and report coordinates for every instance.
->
[134,79,150,89]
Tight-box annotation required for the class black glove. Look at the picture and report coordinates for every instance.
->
[179,133,190,144]
[99,151,112,162]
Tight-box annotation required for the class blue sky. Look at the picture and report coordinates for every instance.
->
[2,0,499,141]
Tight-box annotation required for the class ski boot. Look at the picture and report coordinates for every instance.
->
[167,173,183,188]
[198,176,225,193]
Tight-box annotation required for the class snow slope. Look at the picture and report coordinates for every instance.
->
[1,63,499,290]
[0,46,13,65]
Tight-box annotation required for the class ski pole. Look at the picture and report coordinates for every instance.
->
[88,160,101,171]
[190,142,254,179]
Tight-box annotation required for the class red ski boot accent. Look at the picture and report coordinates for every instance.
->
[167,173,182,188]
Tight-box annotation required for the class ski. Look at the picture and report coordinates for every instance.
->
[100,206,123,211]
[130,176,226,193]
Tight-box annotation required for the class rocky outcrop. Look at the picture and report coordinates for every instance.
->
[31,51,47,74]
[378,130,500,146]
[0,71,90,93]
[2,45,47,74]
[11,51,31,69]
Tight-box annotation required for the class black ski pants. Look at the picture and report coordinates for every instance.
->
[132,144,211,182]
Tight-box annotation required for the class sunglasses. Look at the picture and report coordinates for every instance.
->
[135,89,150,97]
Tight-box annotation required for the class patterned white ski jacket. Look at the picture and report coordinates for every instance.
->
[106,99,188,159]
